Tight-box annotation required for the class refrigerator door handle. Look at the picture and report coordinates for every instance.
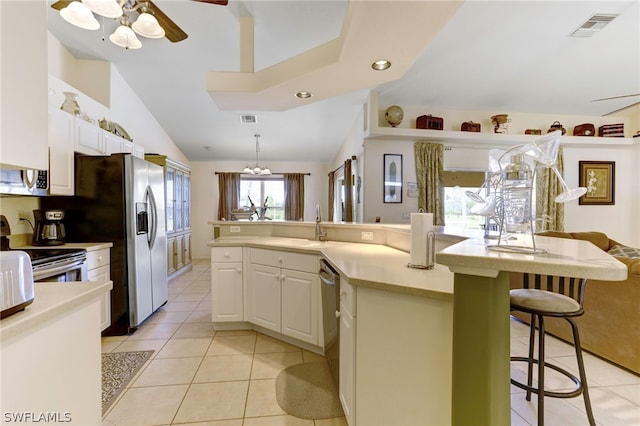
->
[146,185,158,249]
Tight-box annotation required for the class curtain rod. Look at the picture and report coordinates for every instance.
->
[214,172,310,176]
[330,155,357,174]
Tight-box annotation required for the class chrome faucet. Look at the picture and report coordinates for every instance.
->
[315,204,327,241]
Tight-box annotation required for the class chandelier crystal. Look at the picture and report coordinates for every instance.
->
[243,134,271,175]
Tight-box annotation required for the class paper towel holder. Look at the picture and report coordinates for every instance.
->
[407,230,436,270]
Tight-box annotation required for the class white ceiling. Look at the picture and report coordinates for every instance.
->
[47,0,640,163]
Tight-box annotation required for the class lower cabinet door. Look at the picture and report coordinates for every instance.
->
[87,264,111,331]
[247,264,281,332]
[167,237,177,275]
[211,262,243,322]
[281,269,319,345]
[339,302,355,426]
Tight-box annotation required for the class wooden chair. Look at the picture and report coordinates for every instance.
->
[510,273,595,426]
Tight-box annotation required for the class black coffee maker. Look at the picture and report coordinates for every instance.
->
[32,209,66,246]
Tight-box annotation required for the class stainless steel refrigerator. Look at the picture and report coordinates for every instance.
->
[42,153,168,335]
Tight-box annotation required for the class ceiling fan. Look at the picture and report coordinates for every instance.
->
[50,0,228,44]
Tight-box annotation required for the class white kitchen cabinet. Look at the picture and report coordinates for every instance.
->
[167,236,177,275]
[282,269,318,344]
[247,263,281,332]
[86,248,111,332]
[211,247,244,322]
[0,1,48,170]
[103,131,125,155]
[339,279,356,426]
[75,118,104,155]
[247,248,320,345]
[48,108,75,195]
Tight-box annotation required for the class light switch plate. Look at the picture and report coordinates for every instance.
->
[361,231,374,241]
[230,226,241,233]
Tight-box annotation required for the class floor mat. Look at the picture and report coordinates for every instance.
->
[102,350,154,415]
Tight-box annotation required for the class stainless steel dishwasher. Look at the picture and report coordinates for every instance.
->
[319,259,340,390]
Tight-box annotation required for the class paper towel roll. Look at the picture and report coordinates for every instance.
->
[410,213,434,267]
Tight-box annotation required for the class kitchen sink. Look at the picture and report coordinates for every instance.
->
[281,239,328,247]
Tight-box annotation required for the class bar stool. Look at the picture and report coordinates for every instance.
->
[510,273,595,426]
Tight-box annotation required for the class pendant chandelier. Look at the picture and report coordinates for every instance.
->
[59,0,165,50]
[243,134,272,175]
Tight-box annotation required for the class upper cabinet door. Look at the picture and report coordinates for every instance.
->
[48,108,75,195]
[0,1,48,170]
[166,168,175,233]
[75,119,104,155]
[183,173,190,229]
[175,170,184,231]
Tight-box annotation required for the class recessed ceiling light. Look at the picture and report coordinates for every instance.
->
[295,91,312,99]
[371,59,391,71]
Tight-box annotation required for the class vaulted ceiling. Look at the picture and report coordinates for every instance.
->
[47,0,640,162]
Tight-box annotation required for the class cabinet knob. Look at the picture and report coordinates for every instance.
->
[277,257,283,263]
[335,311,341,318]
[97,256,103,261]
[224,252,229,257]
[236,268,241,273]
[340,290,347,296]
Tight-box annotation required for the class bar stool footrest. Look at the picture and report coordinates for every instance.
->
[510,356,584,399]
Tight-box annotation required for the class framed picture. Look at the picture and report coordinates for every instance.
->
[383,154,403,203]
[578,161,615,205]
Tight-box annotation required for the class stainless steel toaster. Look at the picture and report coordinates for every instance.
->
[1,251,35,319]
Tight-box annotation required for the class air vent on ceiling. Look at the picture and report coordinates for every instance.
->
[570,14,618,37]
[240,114,257,124]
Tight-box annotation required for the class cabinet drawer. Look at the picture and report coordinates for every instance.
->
[211,247,243,262]
[340,278,356,317]
[87,264,110,282]
[87,248,110,271]
[250,248,318,273]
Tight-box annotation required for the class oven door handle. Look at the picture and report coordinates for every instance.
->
[32,259,85,280]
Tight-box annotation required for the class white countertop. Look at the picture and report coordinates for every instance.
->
[0,281,113,342]
[436,236,628,280]
[210,236,454,300]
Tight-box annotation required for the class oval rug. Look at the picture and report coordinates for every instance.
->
[275,361,344,420]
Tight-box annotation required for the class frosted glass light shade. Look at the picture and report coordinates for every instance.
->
[260,167,272,175]
[132,12,165,38]
[60,1,100,30]
[109,25,142,49]
[82,0,122,19]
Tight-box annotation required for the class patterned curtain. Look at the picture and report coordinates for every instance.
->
[344,159,353,222]
[414,142,445,225]
[284,173,305,221]
[217,172,240,220]
[328,171,335,222]
[535,146,565,232]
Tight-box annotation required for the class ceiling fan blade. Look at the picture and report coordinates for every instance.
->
[50,0,73,11]
[592,93,640,102]
[147,0,188,43]
[605,101,640,115]
[191,0,229,5]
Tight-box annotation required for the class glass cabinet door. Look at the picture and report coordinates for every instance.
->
[183,173,190,229]
[175,170,183,231]
[166,168,175,233]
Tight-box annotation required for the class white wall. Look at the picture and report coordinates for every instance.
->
[190,160,329,259]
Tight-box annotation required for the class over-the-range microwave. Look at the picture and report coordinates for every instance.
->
[0,168,48,196]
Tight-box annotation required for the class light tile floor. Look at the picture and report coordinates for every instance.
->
[102,259,640,425]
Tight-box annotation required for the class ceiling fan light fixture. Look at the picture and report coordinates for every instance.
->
[371,59,391,70]
[82,0,122,19]
[60,1,100,30]
[110,23,142,49]
[132,12,166,39]
[242,134,271,175]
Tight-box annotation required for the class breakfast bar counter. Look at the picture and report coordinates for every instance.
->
[0,281,112,425]
[436,236,627,425]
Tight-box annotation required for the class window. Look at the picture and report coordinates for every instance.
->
[443,171,486,229]
[239,178,285,220]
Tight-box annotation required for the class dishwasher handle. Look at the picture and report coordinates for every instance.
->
[319,260,339,286]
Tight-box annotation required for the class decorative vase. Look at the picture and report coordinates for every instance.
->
[490,114,511,134]
[385,105,404,127]
[60,92,81,116]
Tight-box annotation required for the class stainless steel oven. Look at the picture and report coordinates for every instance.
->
[27,249,88,283]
